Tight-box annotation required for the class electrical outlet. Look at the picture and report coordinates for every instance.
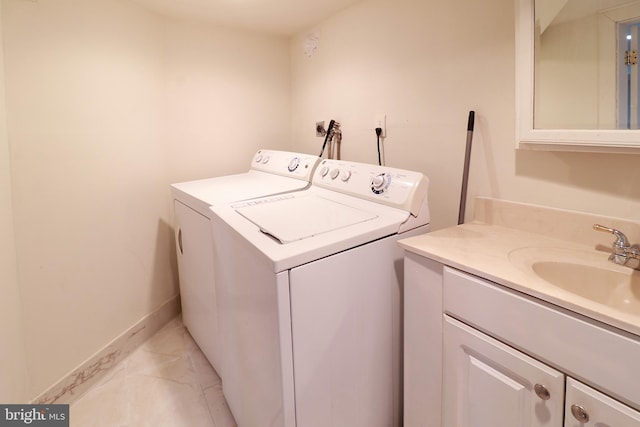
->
[316,121,326,137]
[374,114,386,138]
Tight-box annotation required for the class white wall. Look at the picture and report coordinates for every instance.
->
[1,0,290,400]
[0,0,28,403]
[165,20,292,181]
[291,0,640,230]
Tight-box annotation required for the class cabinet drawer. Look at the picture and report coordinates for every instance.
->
[443,267,640,411]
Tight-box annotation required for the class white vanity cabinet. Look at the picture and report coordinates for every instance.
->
[403,253,640,427]
[443,314,640,427]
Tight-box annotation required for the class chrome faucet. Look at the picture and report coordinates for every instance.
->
[593,224,640,270]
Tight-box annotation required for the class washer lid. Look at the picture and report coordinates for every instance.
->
[235,195,377,244]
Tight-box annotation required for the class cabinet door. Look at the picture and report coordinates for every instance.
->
[565,378,640,426]
[443,316,564,427]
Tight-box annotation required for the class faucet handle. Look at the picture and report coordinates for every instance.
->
[593,224,630,248]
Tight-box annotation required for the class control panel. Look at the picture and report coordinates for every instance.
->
[250,150,320,181]
[312,159,429,215]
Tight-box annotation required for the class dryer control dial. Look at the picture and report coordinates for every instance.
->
[371,173,390,194]
[262,155,270,164]
[288,157,300,172]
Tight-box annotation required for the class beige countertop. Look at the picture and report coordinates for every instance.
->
[399,198,640,337]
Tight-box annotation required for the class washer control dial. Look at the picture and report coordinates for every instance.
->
[340,170,352,182]
[371,173,390,194]
[288,157,300,172]
[262,155,270,164]
[330,168,341,180]
[319,166,330,177]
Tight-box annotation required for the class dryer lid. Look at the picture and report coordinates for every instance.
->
[235,195,377,244]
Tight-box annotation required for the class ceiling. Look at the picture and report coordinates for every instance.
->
[129,0,363,36]
[552,0,640,25]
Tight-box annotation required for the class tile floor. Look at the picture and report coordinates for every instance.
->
[71,316,237,427]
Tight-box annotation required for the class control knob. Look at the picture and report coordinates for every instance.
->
[288,157,300,172]
[340,170,352,182]
[330,168,341,180]
[371,173,390,194]
[319,166,330,177]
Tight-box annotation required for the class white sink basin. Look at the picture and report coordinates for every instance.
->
[509,247,640,315]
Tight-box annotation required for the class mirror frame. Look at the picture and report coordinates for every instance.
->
[516,0,640,153]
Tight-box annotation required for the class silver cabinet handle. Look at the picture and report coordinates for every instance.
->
[178,228,183,255]
[571,404,589,423]
[534,384,550,401]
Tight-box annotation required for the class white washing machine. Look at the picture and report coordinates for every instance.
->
[170,150,319,374]
[209,159,430,427]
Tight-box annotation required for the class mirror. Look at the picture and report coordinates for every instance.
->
[516,0,640,152]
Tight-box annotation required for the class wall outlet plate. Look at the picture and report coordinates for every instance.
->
[375,114,386,138]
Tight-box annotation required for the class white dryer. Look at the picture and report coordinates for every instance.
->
[170,150,319,374]
[209,159,430,427]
